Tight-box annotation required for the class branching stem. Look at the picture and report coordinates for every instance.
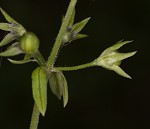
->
[47,0,77,68]
[29,0,77,129]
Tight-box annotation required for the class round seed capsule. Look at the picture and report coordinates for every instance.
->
[20,32,40,53]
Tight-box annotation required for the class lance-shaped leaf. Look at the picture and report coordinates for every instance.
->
[49,71,68,107]
[32,67,47,116]
[0,46,22,57]
[70,17,90,35]
[8,58,36,64]
[0,33,18,47]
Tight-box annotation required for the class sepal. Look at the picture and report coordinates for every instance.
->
[62,16,90,44]
[0,42,23,56]
[49,70,68,107]
[0,33,18,47]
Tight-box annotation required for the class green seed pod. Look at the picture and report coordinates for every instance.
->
[20,32,40,53]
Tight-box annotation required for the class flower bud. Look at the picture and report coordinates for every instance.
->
[94,40,137,79]
[20,32,40,53]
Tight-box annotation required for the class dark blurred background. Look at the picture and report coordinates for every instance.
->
[0,0,149,129]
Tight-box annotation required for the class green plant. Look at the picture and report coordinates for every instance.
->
[0,0,136,129]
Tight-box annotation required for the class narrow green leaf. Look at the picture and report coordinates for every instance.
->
[0,33,17,47]
[32,67,47,116]
[0,47,22,57]
[8,58,36,64]
[49,71,68,107]
[71,17,90,34]
[8,53,34,64]
[0,7,19,24]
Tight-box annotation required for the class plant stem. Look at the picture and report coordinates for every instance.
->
[55,62,94,71]
[33,50,47,67]
[29,103,40,129]
[47,0,77,68]
[30,1,77,129]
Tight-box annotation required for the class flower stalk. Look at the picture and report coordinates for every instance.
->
[56,62,94,71]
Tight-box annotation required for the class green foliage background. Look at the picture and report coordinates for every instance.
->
[0,0,149,129]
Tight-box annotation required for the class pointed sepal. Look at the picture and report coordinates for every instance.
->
[70,17,90,35]
[0,7,20,24]
[75,34,88,40]
[49,70,68,107]
[8,53,35,64]
[8,58,36,64]
[111,51,137,62]
[110,65,132,79]
[0,33,18,47]
[0,23,14,31]
[0,44,22,57]
[100,40,133,57]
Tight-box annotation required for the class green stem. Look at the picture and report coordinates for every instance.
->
[33,50,47,67]
[55,62,94,71]
[29,103,40,129]
[47,0,77,68]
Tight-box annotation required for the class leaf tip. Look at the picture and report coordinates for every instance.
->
[41,110,46,116]
[63,101,68,108]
